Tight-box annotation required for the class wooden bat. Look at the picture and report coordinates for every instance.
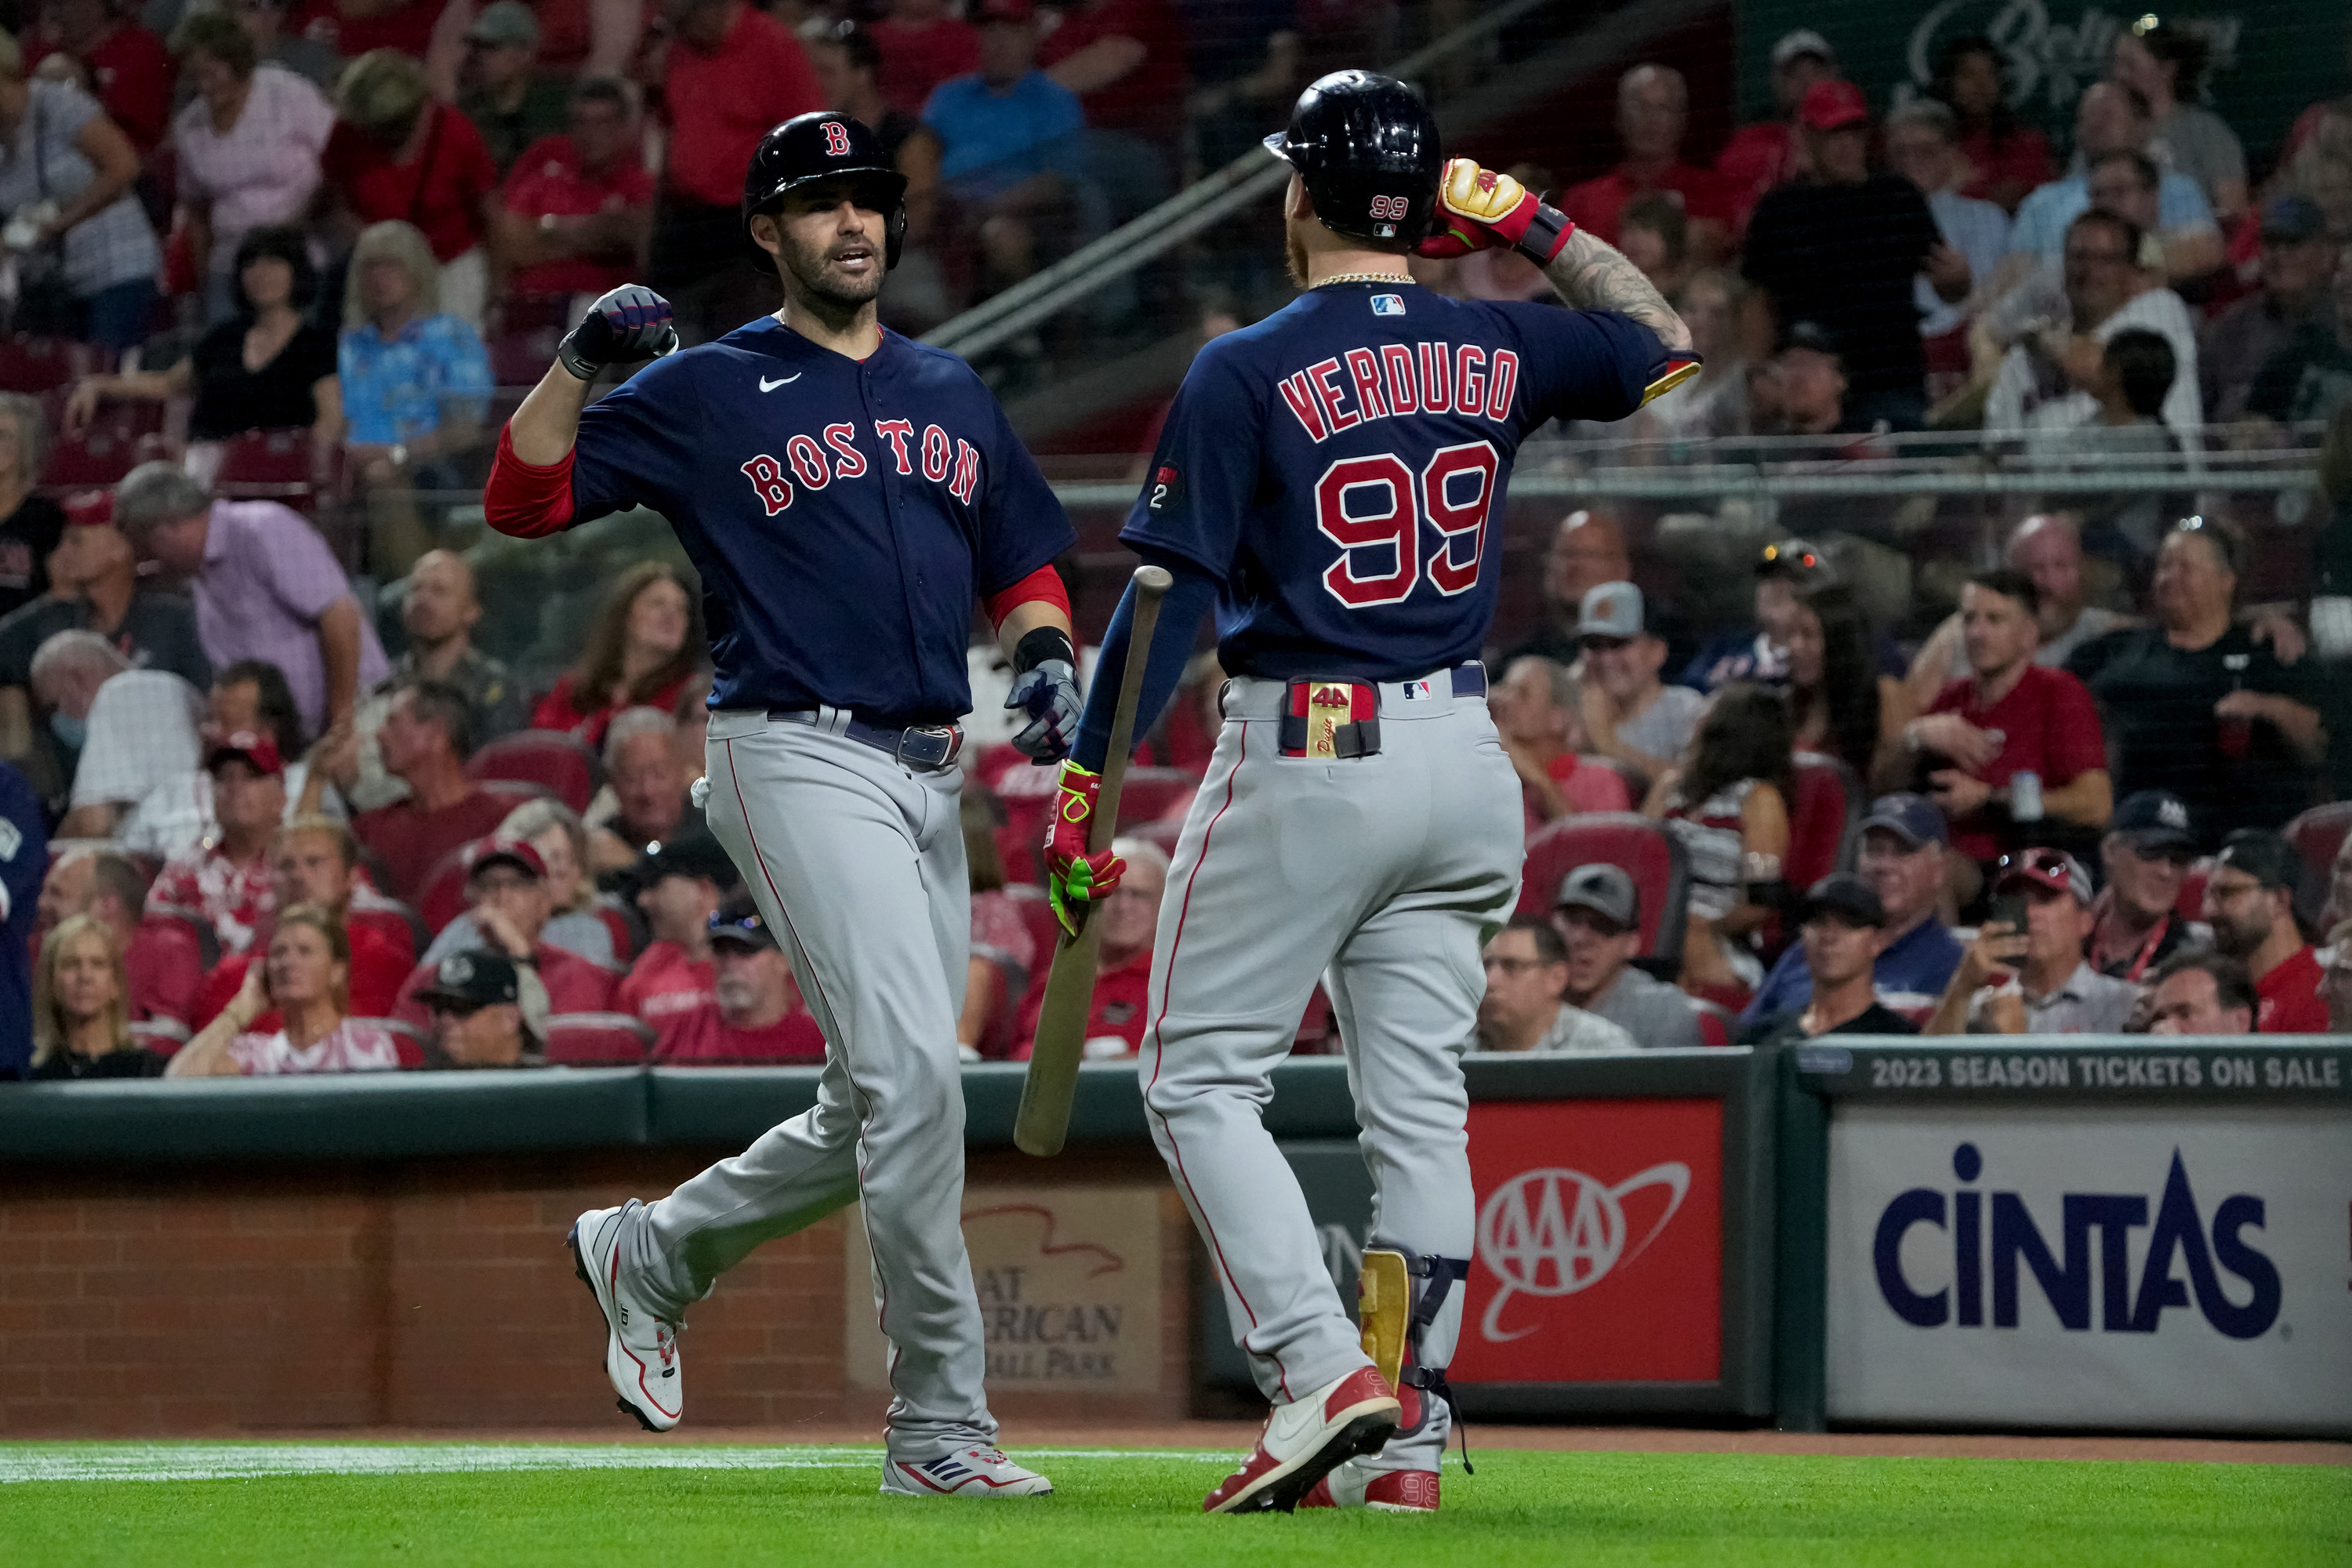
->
[1014,564,1174,1157]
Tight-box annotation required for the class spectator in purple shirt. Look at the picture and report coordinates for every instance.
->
[111,463,387,742]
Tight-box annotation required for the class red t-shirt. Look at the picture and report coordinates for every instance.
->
[352,788,518,904]
[655,999,826,1063]
[530,669,696,750]
[502,132,658,296]
[1953,124,2054,212]
[291,0,451,60]
[27,24,174,151]
[1558,162,1734,245]
[1923,665,2107,863]
[1014,946,1151,1060]
[869,16,981,117]
[615,939,714,1055]
[322,103,499,263]
[1524,753,1632,838]
[192,920,413,1032]
[1035,0,1185,136]
[393,940,616,1029]
[662,5,822,208]
[2256,946,2330,1034]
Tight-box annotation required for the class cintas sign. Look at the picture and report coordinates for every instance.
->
[1826,1105,2352,1433]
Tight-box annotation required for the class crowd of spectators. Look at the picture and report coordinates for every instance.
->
[3,9,2351,1081]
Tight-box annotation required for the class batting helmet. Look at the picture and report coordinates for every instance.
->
[1262,71,1443,246]
[740,112,909,269]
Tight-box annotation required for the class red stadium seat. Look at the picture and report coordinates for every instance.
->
[995,786,1051,886]
[42,408,160,486]
[128,1017,190,1057]
[1115,767,1200,826]
[415,848,474,935]
[1578,753,1650,805]
[363,1016,429,1069]
[1003,884,1063,1016]
[543,1012,654,1065]
[1518,812,1689,975]
[590,896,643,964]
[1688,996,1738,1048]
[475,778,554,808]
[0,335,93,393]
[2283,803,2352,907]
[2177,858,2212,921]
[466,730,601,813]
[347,898,424,966]
[212,426,316,487]
[1788,751,1863,891]
[125,911,209,1025]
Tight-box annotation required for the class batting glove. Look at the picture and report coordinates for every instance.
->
[1414,158,1575,266]
[1044,760,1126,938]
[558,284,680,381]
[1005,659,1081,762]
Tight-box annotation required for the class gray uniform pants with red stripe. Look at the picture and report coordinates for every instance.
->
[1140,674,1520,1473]
[619,710,993,1459]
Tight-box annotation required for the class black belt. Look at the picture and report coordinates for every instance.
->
[768,707,964,772]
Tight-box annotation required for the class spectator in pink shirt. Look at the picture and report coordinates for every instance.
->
[165,904,401,1075]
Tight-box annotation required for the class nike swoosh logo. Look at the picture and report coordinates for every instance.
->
[759,374,800,391]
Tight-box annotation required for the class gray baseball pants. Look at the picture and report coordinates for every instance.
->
[615,709,992,1457]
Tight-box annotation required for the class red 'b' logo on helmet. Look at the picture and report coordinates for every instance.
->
[822,122,851,156]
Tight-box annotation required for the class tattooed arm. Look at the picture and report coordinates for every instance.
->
[1544,228,1693,352]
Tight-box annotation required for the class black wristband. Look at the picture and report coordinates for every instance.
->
[1012,626,1076,675]
[1513,203,1574,267]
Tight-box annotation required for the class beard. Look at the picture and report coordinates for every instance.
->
[778,230,886,313]
[1285,224,1311,289]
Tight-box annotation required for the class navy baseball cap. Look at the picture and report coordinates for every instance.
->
[709,893,780,952]
[2213,829,2300,891]
[1798,871,1885,927]
[2258,195,2326,245]
[2109,789,2197,853]
[633,829,735,890]
[1860,793,1948,850]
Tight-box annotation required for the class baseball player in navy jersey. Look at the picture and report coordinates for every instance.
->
[1043,73,1697,1514]
[483,113,1083,1499]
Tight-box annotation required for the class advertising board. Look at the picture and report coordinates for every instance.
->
[1825,1103,2352,1432]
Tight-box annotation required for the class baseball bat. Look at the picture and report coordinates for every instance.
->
[1014,563,1174,1157]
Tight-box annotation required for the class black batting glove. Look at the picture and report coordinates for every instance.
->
[558,285,679,381]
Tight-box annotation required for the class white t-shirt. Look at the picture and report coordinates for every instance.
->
[1985,286,2204,448]
[227,1018,401,1075]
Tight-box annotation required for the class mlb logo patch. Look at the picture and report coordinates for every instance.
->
[1398,679,1435,701]
[1371,294,1406,316]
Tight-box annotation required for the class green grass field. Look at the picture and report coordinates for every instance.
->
[2,1442,2345,1566]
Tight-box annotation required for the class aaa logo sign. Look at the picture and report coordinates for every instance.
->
[1453,1099,1723,1385]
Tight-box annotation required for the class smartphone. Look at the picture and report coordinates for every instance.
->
[1988,893,2029,967]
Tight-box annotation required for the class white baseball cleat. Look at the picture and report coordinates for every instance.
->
[568,1203,684,1433]
[880,1444,1054,1497]
[1202,1366,1401,1514]
[1298,1460,1441,1512]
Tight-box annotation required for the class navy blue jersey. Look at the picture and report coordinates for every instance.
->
[0,760,45,1078]
[569,319,1076,724]
[1123,284,1668,682]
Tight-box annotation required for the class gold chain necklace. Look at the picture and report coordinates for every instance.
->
[1315,271,1413,287]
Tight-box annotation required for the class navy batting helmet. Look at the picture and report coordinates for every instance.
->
[741,112,909,268]
[1262,71,1443,246]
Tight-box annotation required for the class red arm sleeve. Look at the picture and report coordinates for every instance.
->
[983,561,1071,633]
[484,423,579,539]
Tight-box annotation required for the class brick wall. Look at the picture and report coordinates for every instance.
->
[0,1148,1194,1436]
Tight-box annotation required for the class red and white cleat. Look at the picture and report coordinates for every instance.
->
[568,1203,684,1432]
[1202,1367,1401,1514]
[880,1444,1054,1497]
[1298,1462,1441,1512]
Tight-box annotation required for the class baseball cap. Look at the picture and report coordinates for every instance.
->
[205,729,284,779]
[1577,581,1646,641]
[1779,320,1842,361]
[1771,28,1836,68]
[413,949,525,1011]
[972,0,1035,22]
[1798,79,1869,132]
[63,490,113,528]
[1996,847,2093,904]
[2109,789,2197,854]
[2213,828,2300,891]
[632,829,735,891]
[1860,793,1948,850]
[466,0,539,48]
[709,893,781,952]
[462,836,548,883]
[1798,871,1885,927]
[2257,194,2326,245]
[1555,863,1639,931]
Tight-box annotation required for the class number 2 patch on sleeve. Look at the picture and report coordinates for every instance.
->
[1148,464,1181,510]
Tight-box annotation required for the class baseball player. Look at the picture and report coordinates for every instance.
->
[1044,73,1696,1513]
[482,113,1082,1499]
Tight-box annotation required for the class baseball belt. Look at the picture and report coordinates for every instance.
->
[768,706,965,772]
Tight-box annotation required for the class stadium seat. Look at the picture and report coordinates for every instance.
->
[2177,858,2212,921]
[1003,883,1063,1015]
[1115,767,1200,826]
[590,895,644,964]
[2283,802,2352,909]
[347,898,425,966]
[42,409,159,486]
[1518,812,1689,977]
[1787,751,1863,891]
[127,1017,190,1056]
[543,1011,654,1065]
[0,335,93,393]
[474,778,555,808]
[415,848,475,935]
[1689,996,1739,1047]
[466,730,601,813]
[211,426,316,489]
[365,1016,429,1069]
[995,788,1051,886]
